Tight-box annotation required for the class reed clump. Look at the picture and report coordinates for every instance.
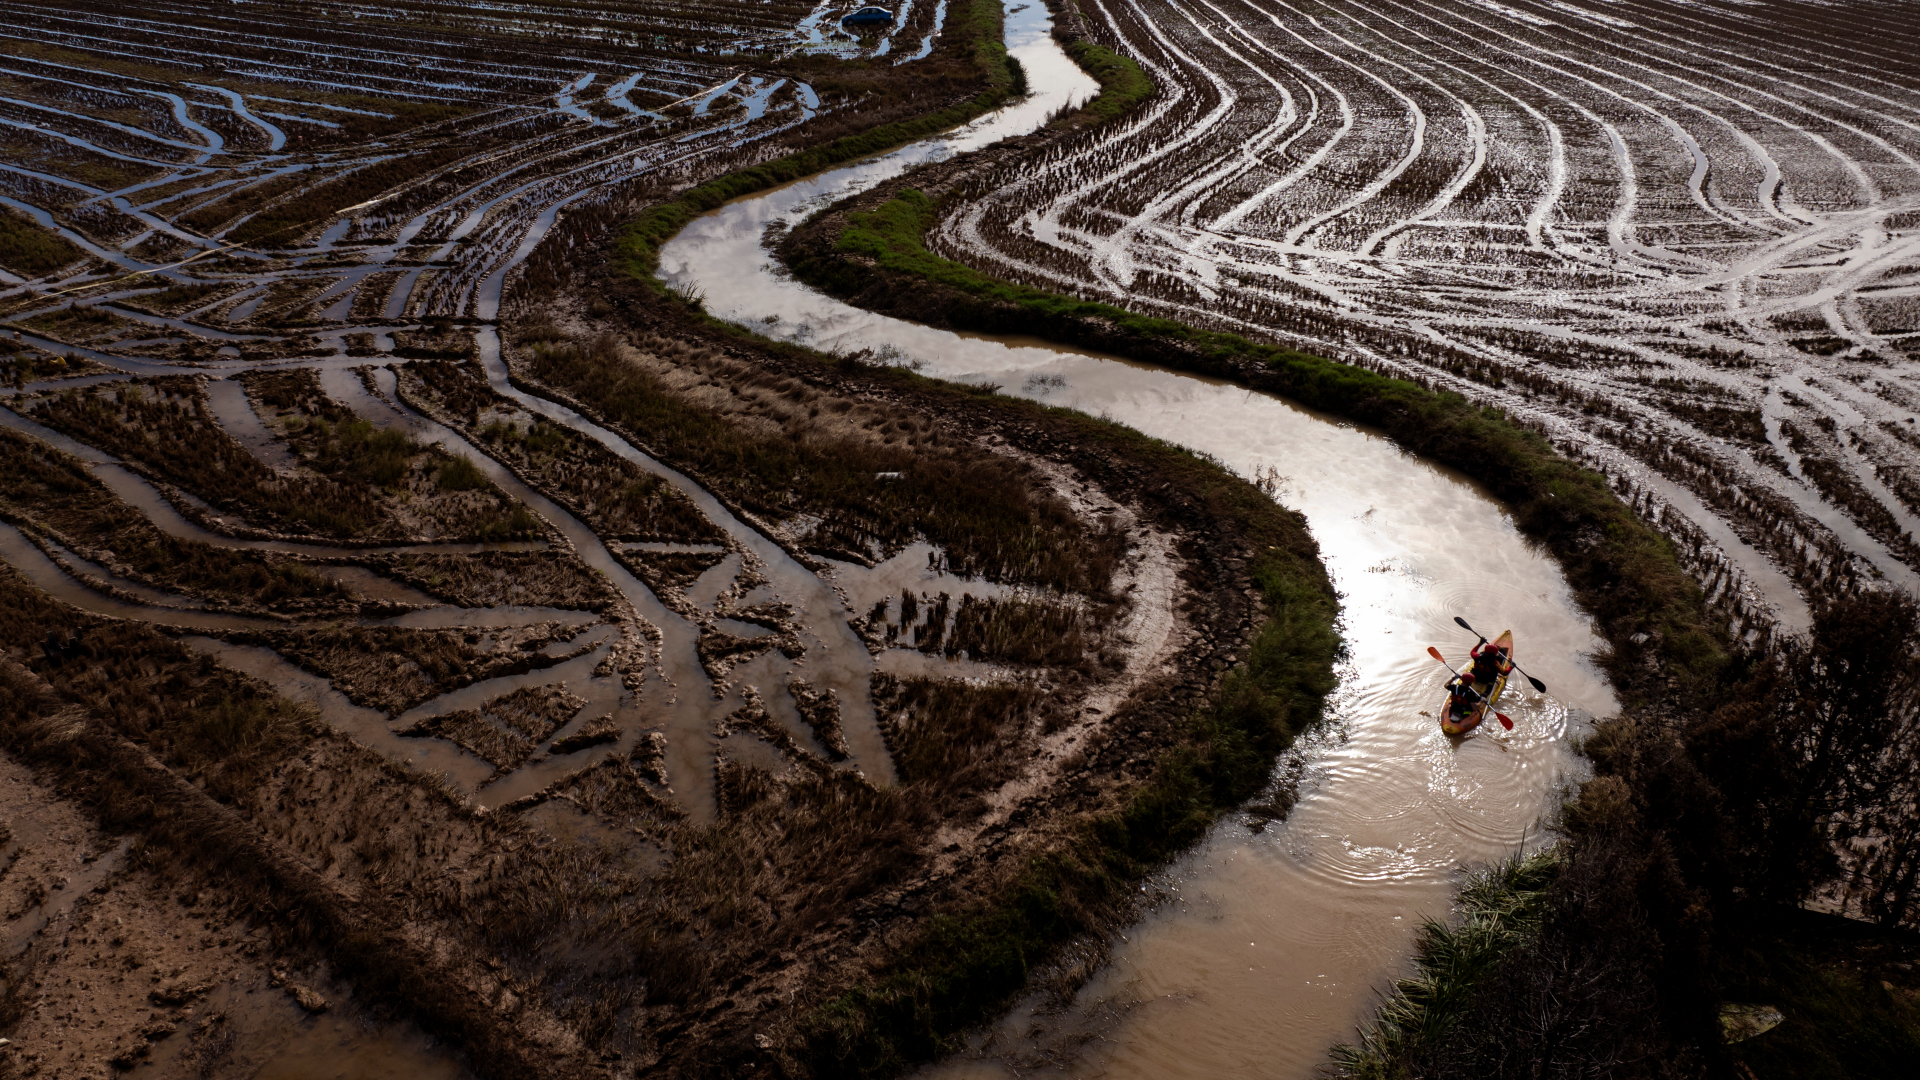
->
[0,206,83,276]
[403,357,723,544]
[30,377,390,539]
[0,427,348,609]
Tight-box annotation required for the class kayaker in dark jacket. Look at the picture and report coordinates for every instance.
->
[1470,640,1510,677]
[1446,673,1484,703]
[1446,677,1481,723]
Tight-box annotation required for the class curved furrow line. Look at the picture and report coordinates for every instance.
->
[1198,27,1342,235]
[0,92,212,155]
[0,0,599,83]
[1247,0,1429,251]
[1558,0,1920,151]
[1400,0,1901,211]
[1531,2,1920,193]
[1385,0,1821,231]
[1034,0,1241,292]
[1149,0,1315,229]
[1079,0,1304,296]
[1239,0,1498,257]
[1322,0,1578,249]
[0,7,585,93]
[1604,0,1920,109]
[943,1,1197,283]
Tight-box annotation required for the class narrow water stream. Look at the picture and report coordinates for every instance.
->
[659,2,1618,1072]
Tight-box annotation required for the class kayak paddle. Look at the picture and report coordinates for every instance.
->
[1426,647,1514,730]
[1452,617,1548,694]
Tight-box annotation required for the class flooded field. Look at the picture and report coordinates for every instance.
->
[928,0,1920,631]
[0,0,970,341]
[5,0,1894,1076]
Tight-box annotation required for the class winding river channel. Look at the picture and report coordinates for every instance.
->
[658,2,1617,1073]
[0,3,1626,1074]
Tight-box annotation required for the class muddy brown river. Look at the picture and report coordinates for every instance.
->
[657,2,1618,1072]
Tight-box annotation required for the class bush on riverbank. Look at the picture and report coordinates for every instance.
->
[589,14,1351,1076]
[794,179,1920,1076]
[790,179,1723,703]
[765,23,1920,1077]
[1335,590,1920,1079]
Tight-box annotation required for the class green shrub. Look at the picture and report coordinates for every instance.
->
[0,208,83,277]
[1063,42,1153,123]
[435,455,487,491]
[314,418,418,489]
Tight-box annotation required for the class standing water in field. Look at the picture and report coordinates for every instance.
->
[659,0,1617,1073]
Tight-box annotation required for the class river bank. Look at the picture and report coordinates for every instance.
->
[778,103,1726,718]
[626,0,1653,1074]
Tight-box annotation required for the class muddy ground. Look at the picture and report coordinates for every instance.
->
[0,282,1319,1080]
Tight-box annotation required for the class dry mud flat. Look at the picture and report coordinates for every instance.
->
[917,0,1920,630]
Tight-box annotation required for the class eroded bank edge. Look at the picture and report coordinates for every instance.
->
[776,63,1724,705]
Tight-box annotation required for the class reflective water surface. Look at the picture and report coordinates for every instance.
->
[660,2,1617,1073]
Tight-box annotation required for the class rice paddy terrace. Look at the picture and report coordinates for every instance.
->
[935,0,1920,626]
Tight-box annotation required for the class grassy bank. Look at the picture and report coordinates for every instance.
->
[1060,39,1154,123]
[1332,853,1562,1077]
[783,189,1747,1072]
[756,26,1799,1075]
[0,207,82,277]
[775,22,1720,704]
[509,302,1343,1072]
[585,18,1350,1073]
[607,0,1020,290]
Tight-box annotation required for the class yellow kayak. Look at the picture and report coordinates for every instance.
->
[1441,629,1511,736]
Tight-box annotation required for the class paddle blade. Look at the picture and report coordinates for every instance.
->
[1527,675,1547,693]
[1453,616,1473,632]
[1427,646,1446,664]
[1497,713,1514,731]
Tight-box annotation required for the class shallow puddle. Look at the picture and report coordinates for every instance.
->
[254,1013,470,1080]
